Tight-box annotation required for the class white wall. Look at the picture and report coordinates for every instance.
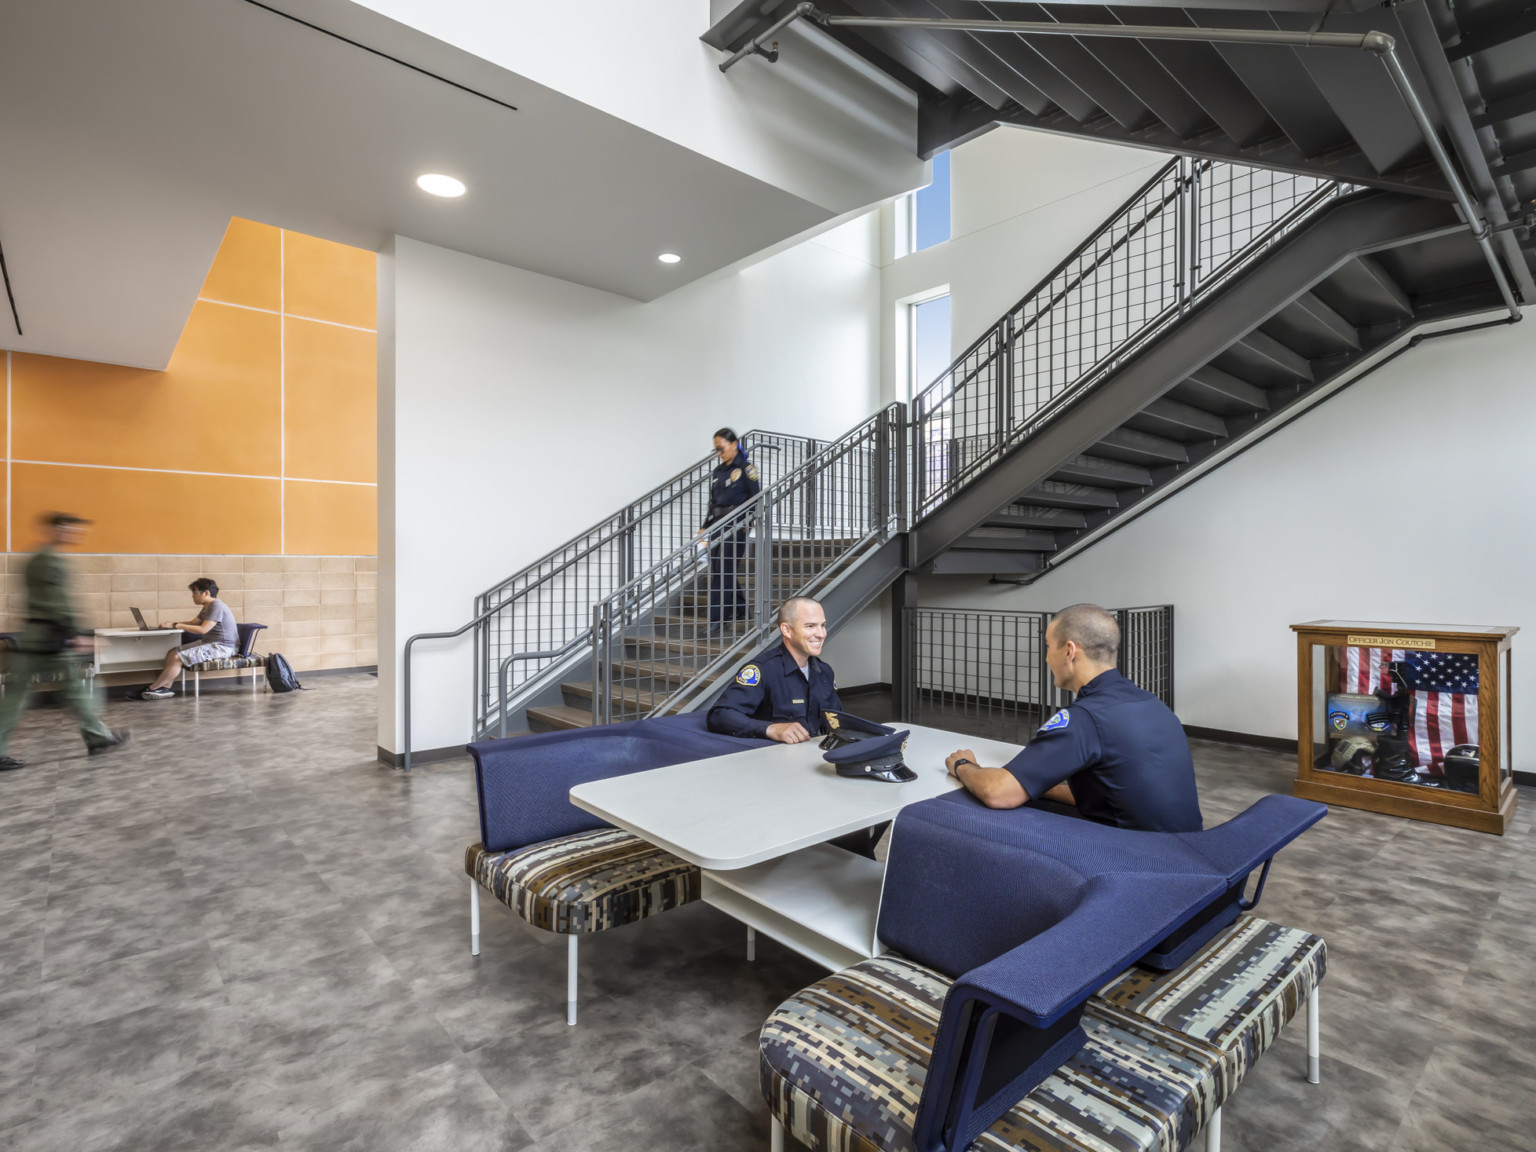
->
[380,214,885,753]
[920,318,1536,769]
[351,0,923,215]
[880,129,1165,401]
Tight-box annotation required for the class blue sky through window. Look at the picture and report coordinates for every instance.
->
[915,151,951,251]
[913,294,951,395]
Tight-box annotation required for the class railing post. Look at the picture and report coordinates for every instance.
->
[590,604,606,726]
[874,414,891,543]
[911,395,926,521]
[996,320,1013,445]
[1188,160,1203,296]
[804,440,819,535]
[895,406,909,533]
[755,498,774,629]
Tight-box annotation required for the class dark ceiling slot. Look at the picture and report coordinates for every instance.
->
[236,0,518,113]
[0,232,19,336]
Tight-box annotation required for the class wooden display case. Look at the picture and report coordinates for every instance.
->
[1292,621,1517,834]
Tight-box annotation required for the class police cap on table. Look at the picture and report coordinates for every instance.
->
[821,714,917,783]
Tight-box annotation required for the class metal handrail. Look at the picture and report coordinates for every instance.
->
[587,403,904,726]
[497,641,587,737]
[911,157,1347,518]
[470,428,817,736]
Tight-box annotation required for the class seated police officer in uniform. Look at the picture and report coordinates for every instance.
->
[944,603,1203,833]
[708,596,885,856]
[699,427,761,635]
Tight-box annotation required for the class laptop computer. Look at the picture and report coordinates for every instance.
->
[129,607,158,631]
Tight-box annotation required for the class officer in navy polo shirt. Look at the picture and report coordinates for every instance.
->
[709,596,885,857]
[944,603,1203,832]
[708,596,839,742]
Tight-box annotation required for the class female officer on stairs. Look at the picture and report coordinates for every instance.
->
[699,427,760,635]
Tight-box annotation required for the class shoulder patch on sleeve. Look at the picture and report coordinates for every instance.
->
[747,464,759,481]
[735,664,761,687]
[1037,708,1071,734]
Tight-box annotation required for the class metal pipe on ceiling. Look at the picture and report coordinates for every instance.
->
[718,7,1521,320]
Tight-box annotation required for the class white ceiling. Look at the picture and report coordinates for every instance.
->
[0,0,847,368]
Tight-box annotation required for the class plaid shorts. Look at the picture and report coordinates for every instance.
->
[177,641,236,667]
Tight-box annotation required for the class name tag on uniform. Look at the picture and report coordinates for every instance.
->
[791,699,804,704]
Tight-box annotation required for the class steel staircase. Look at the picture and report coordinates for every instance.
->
[403,158,1520,761]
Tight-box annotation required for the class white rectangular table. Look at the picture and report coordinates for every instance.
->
[571,724,1025,970]
[92,628,183,676]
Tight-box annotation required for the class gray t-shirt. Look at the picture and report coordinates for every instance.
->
[196,599,239,648]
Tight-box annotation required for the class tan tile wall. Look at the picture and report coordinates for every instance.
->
[1,553,377,678]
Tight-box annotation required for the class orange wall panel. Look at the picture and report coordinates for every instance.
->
[12,302,282,476]
[200,218,281,311]
[284,318,377,483]
[283,231,377,330]
[12,463,281,554]
[284,480,376,555]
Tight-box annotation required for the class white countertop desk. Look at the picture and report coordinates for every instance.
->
[570,724,1025,971]
[92,628,183,676]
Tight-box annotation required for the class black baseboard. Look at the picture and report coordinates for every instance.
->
[837,682,892,698]
[1182,725,1297,754]
[1515,771,1536,789]
[376,743,468,769]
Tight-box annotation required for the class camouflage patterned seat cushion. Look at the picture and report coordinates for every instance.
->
[760,954,1223,1152]
[1094,916,1326,1095]
[465,829,700,934]
[187,655,266,671]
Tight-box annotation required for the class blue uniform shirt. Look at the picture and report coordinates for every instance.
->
[707,642,841,739]
[702,451,761,528]
[1004,668,1202,833]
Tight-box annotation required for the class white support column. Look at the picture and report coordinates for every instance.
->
[567,935,578,1026]
[770,1116,785,1152]
[469,878,480,956]
[1307,985,1321,1084]
[1205,1106,1221,1152]
[747,926,756,962]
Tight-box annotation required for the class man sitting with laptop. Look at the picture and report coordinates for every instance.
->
[130,578,240,700]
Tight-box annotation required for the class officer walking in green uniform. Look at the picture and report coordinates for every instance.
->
[0,513,129,771]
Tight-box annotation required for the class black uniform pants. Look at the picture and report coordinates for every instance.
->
[707,527,747,623]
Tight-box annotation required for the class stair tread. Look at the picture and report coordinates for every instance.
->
[525,705,594,731]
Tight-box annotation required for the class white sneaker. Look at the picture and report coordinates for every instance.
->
[141,687,174,700]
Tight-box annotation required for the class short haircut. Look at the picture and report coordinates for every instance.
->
[713,427,738,443]
[1050,603,1119,663]
[778,596,821,627]
[189,577,219,598]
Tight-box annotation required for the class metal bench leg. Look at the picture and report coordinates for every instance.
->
[747,926,756,962]
[470,879,480,957]
[1205,1106,1221,1152]
[770,1117,785,1152]
[194,670,200,698]
[1307,985,1320,1084]
[567,935,579,1026]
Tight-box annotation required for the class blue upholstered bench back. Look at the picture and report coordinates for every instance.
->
[467,713,766,854]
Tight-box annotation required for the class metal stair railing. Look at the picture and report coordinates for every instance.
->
[912,158,1346,519]
[587,403,906,725]
[466,429,816,738]
[902,605,1174,740]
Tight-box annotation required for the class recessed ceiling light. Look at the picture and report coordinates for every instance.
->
[657,252,682,264]
[417,173,466,198]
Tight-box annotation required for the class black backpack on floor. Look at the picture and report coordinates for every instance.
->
[265,653,304,693]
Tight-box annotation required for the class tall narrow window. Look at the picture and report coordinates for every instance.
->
[914,151,951,251]
[895,151,952,259]
[910,293,952,398]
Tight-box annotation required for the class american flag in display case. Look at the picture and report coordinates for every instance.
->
[1338,648,1478,771]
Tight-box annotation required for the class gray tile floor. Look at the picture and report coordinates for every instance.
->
[1,674,1533,1151]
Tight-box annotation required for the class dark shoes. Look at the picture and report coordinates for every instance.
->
[87,729,132,757]
[0,756,24,771]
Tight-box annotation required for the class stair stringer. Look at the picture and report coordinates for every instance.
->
[908,190,1468,569]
